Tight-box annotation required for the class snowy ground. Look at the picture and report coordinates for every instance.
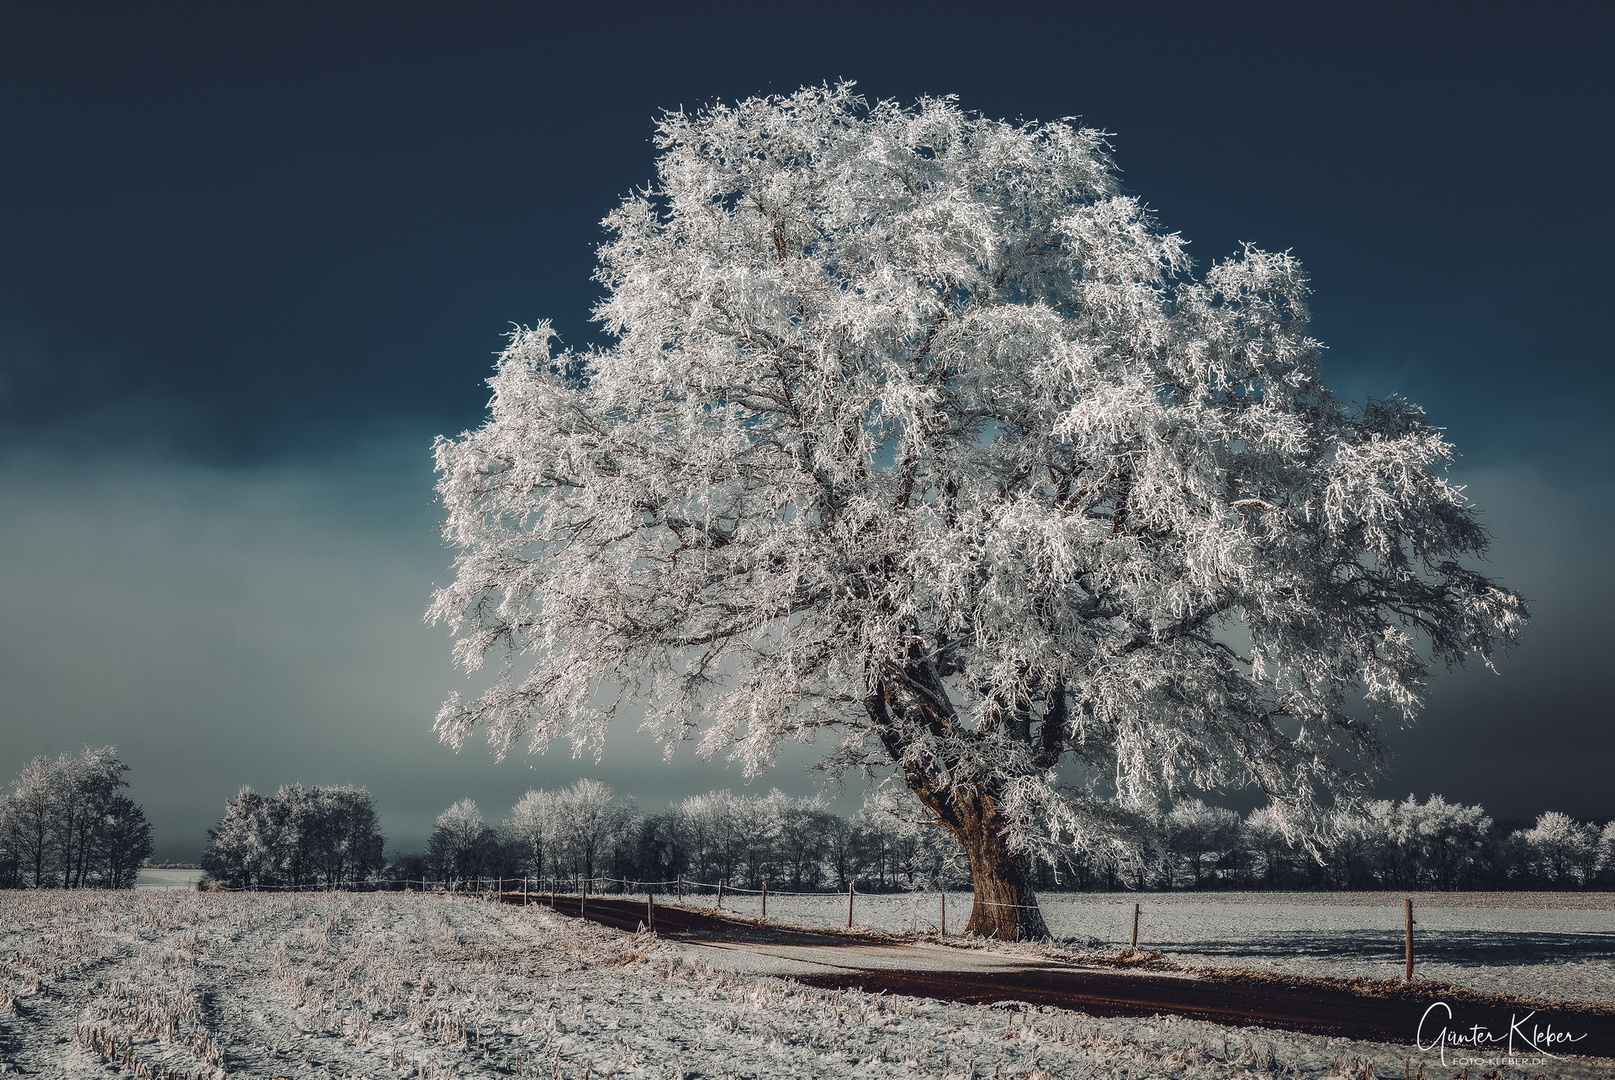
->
[712,890,1615,1003]
[1,889,1610,1079]
[133,869,207,891]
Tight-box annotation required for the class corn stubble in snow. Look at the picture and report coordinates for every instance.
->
[0,889,1498,1079]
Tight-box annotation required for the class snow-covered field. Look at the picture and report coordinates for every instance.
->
[1,889,1610,1079]
[133,868,208,891]
[714,890,1615,1004]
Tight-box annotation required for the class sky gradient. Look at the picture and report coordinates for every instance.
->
[2,2,1610,859]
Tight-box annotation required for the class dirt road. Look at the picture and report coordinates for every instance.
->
[506,892,1615,1058]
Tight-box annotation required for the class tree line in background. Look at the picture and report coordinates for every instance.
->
[8,755,1604,896]
[0,747,153,889]
[398,782,881,894]
[200,780,1615,894]
[201,784,386,890]
[1110,797,1615,893]
[408,788,1615,895]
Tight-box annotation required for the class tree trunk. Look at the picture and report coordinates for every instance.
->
[870,668,1050,941]
[922,784,1049,941]
[957,819,1049,940]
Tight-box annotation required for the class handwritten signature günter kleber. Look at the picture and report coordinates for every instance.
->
[1417,1001,1586,1066]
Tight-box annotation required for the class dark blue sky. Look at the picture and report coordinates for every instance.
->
[2,2,1610,858]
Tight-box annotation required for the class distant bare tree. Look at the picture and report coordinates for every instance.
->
[203,788,278,890]
[1395,795,1492,890]
[1165,799,1241,890]
[427,799,499,887]
[11,757,59,887]
[1243,806,1297,889]
[678,791,747,887]
[771,794,839,891]
[1516,812,1596,887]
[302,787,386,887]
[97,794,153,889]
[54,747,128,888]
[1594,822,1615,888]
[0,793,23,888]
[557,780,634,887]
[506,789,563,882]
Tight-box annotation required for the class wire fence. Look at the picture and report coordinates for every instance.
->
[193,873,1036,931]
[186,875,1613,984]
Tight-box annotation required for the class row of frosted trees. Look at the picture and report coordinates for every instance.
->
[392,782,956,894]
[201,784,386,890]
[1091,797,1615,893]
[399,787,1615,894]
[197,780,1615,894]
[0,747,154,889]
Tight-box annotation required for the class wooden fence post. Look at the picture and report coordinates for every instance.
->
[761,881,767,921]
[715,879,724,910]
[846,883,854,929]
[1404,899,1415,981]
[647,892,654,933]
[1131,903,1140,950]
[677,873,682,901]
[941,892,946,936]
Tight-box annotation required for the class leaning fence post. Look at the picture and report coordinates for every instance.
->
[846,883,854,929]
[1131,903,1140,950]
[1404,898,1415,981]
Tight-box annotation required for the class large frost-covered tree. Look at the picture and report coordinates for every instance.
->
[430,85,1525,938]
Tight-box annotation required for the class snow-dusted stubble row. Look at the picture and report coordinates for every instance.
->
[429,84,1522,852]
[0,890,1326,1080]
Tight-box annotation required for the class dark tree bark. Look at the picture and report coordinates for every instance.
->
[934,786,1050,940]
[869,664,1052,941]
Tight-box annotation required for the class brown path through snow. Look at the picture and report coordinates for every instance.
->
[498,892,1615,1058]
